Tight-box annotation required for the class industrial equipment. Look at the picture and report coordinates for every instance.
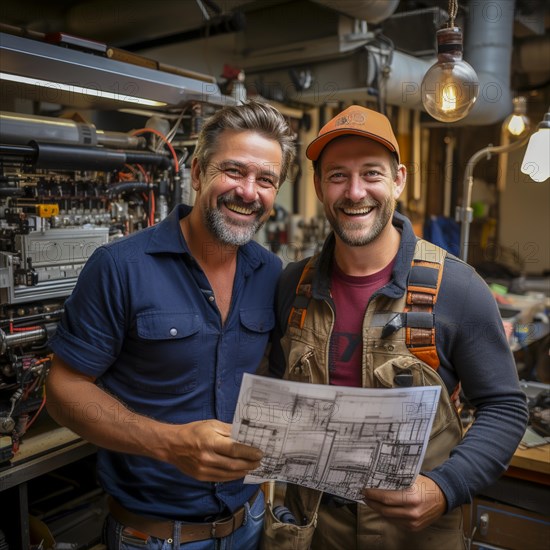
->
[0,29,231,463]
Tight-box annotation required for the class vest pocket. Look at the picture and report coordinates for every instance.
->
[261,501,318,550]
[373,355,460,443]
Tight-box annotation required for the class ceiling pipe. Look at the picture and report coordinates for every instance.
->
[462,0,516,125]
[368,50,435,111]
[309,0,400,24]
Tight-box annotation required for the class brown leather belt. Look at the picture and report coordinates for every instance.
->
[108,489,261,542]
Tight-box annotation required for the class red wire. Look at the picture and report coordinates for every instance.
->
[12,326,41,332]
[22,376,40,400]
[131,128,180,173]
[25,390,46,431]
[149,189,156,226]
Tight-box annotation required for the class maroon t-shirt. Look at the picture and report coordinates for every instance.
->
[329,259,395,387]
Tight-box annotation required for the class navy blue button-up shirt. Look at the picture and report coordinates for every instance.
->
[49,204,282,519]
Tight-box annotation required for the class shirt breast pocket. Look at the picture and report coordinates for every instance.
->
[234,308,275,385]
[132,311,201,394]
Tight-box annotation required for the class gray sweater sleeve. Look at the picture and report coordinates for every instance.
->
[424,256,529,511]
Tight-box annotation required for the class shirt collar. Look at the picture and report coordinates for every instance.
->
[389,211,418,295]
[145,204,192,255]
[144,203,265,272]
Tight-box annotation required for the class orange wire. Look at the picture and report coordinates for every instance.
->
[131,128,180,173]
[149,189,156,226]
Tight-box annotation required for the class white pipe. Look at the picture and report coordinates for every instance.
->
[458,132,530,262]
[370,49,436,110]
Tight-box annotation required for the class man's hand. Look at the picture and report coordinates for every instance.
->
[46,358,262,482]
[362,475,446,532]
[166,420,263,482]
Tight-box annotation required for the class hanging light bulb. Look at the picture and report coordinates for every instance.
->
[497,96,531,192]
[421,1,479,123]
[503,96,530,137]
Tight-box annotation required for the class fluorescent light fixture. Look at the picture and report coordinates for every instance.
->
[0,32,232,110]
[521,110,550,183]
[0,72,167,107]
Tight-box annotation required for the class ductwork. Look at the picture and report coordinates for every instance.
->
[462,0,516,125]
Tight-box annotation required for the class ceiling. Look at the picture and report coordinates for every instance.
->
[1,0,549,112]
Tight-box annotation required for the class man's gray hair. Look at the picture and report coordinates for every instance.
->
[193,100,296,184]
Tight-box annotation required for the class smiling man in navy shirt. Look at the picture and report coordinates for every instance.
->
[46,100,296,549]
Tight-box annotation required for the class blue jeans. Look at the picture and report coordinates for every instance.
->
[102,493,264,550]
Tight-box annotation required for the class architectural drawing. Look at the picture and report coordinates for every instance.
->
[232,374,441,501]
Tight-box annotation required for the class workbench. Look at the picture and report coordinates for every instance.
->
[1,396,548,549]
[0,415,97,549]
[465,429,550,549]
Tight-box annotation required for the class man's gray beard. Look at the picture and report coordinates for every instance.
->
[205,207,265,246]
[329,198,394,247]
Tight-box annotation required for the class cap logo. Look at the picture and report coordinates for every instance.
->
[335,111,366,128]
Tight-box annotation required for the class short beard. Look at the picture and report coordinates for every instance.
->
[329,197,394,247]
[204,195,266,246]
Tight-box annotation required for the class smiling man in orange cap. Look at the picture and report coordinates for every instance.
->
[264,105,528,550]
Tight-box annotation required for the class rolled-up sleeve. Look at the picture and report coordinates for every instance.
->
[49,246,127,377]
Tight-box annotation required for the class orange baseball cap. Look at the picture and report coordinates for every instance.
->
[306,105,400,163]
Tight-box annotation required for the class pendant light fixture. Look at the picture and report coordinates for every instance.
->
[421,0,479,123]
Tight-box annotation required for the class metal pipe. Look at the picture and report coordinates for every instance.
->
[0,111,144,149]
[0,141,172,170]
[457,131,530,262]
[0,327,48,355]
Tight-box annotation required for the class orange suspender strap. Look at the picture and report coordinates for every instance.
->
[287,256,317,330]
[288,241,447,372]
[405,240,446,369]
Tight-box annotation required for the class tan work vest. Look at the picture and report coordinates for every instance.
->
[262,240,465,550]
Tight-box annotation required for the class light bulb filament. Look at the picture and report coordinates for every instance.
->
[442,83,458,113]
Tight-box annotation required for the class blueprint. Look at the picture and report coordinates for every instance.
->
[231,373,441,501]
